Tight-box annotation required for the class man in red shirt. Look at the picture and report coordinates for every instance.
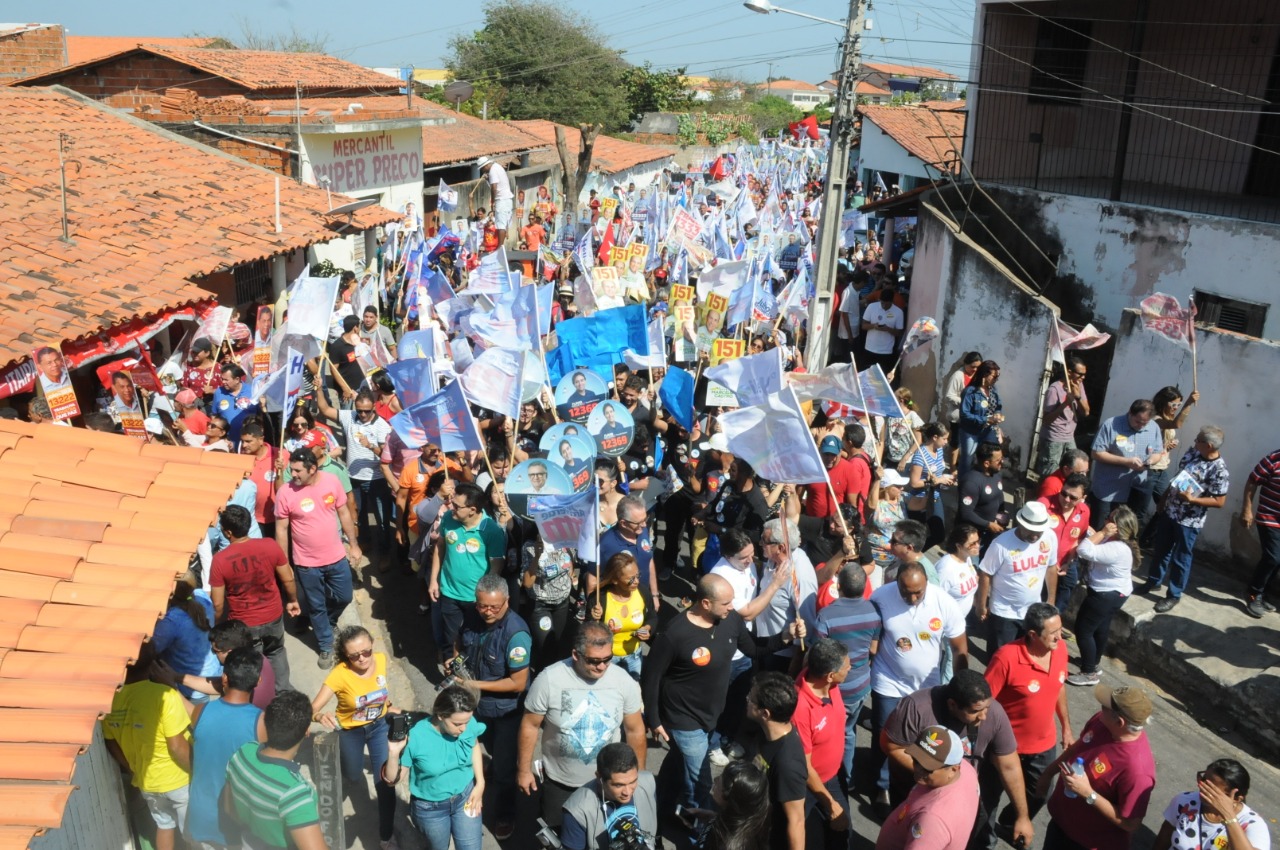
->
[239,421,278,538]
[794,638,851,847]
[1036,449,1089,500]
[1038,472,1091,611]
[984,602,1073,846]
[209,505,299,690]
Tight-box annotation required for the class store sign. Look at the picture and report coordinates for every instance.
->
[308,128,423,194]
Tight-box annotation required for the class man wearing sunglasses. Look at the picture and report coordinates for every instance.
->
[1038,473,1092,611]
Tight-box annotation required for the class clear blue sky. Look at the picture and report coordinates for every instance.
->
[49,0,977,86]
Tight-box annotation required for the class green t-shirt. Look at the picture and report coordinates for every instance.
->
[401,716,487,802]
[226,743,319,849]
[438,513,507,602]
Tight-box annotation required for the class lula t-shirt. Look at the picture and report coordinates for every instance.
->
[274,471,348,567]
[978,528,1059,620]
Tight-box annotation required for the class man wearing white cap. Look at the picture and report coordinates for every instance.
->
[975,502,1059,650]
[477,156,514,247]
[875,725,980,850]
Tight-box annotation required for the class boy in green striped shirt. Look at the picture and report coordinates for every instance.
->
[223,690,329,850]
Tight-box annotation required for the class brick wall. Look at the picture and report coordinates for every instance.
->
[24,54,249,107]
[0,24,67,80]
[211,137,293,176]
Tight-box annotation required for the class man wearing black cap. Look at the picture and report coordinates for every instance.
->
[876,725,980,850]
[1037,684,1157,850]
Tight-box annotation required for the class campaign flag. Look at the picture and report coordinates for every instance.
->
[424,268,456,306]
[857,365,901,418]
[573,229,595,275]
[1050,319,1112,361]
[788,362,862,408]
[459,347,525,418]
[596,220,617,266]
[284,274,340,342]
[658,365,696,431]
[695,259,750,301]
[386,357,435,409]
[451,337,475,372]
[258,347,307,419]
[390,379,483,451]
[528,487,598,556]
[545,304,649,384]
[726,275,756,329]
[398,329,438,361]
[752,282,778,324]
[1140,293,1195,350]
[536,283,556,335]
[438,178,459,213]
[427,226,460,262]
[717,387,827,485]
[353,273,379,318]
[468,247,513,295]
[705,346,783,407]
[357,332,394,376]
[900,316,941,357]
[468,277,538,350]
[788,114,820,141]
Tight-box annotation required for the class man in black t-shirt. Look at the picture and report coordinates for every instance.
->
[326,315,367,403]
[642,574,801,814]
[958,443,1007,550]
[741,671,808,850]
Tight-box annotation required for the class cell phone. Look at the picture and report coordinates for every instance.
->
[534,758,545,782]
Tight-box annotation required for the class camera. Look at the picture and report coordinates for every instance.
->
[435,656,473,691]
[607,816,653,850]
[534,818,563,849]
[387,711,429,742]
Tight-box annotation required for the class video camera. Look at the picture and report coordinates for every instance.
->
[435,656,473,692]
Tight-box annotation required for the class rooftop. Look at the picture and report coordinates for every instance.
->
[761,78,821,91]
[0,23,57,39]
[0,86,397,372]
[65,35,216,66]
[862,60,959,81]
[0,419,253,846]
[421,111,545,168]
[155,90,455,127]
[858,102,967,171]
[510,120,676,174]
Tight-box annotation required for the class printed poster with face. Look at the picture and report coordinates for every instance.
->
[541,430,596,492]
[672,305,698,363]
[107,371,146,438]
[251,305,274,377]
[589,266,625,311]
[554,369,607,423]
[32,346,79,421]
[588,400,635,457]
[609,246,630,267]
[506,458,574,519]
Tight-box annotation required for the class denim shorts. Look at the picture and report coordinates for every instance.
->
[142,784,190,832]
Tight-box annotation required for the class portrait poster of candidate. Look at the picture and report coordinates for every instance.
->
[107,369,146,438]
[251,305,274,377]
[32,346,80,421]
[554,369,607,422]
[505,458,574,518]
[539,428,596,493]
[588,400,634,457]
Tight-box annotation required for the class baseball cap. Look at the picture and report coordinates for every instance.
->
[904,726,966,771]
[191,338,214,354]
[820,435,842,455]
[708,432,730,453]
[174,389,198,407]
[881,469,910,488]
[1015,501,1053,533]
[1095,684,1152,726]
[299,429,328,450]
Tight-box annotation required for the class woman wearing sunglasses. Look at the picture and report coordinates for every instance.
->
[1152,759,1268,850]
[311,625,400,850]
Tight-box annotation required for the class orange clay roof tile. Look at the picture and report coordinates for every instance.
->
[0,650,130,686]
[0,784,74,829]
[64,36,218,66]
[0,86,399,372]
[856,103,966,170]
[0,744,84,782]
[0,709,101,745]
[509,120,677,174]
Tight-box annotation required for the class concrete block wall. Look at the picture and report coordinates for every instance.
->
[0,24,67,81]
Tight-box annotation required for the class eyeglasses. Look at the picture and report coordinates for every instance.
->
[580,654,613,667]
[530,472,547,478]
[890,537,910,547]
[208,424,226,431]
[347,648,374,660]
[476,602,506,613]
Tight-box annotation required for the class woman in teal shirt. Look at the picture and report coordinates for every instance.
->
[384,686,486,850]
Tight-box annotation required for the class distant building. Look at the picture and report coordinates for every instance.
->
[757,79,831,112]
[856,102,966,190]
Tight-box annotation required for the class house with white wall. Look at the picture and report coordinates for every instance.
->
[857,102,965,191]
[759,79,831,112]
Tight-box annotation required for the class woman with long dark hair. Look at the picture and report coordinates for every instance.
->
[957,360,1003,475]
[1067,506,1141,687]
[697,760,772,850]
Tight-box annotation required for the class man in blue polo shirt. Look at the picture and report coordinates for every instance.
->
[213,363,260,446]
[599,495,657,610]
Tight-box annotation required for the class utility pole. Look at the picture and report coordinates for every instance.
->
[295,80,304,183]
[807,0,866,369]
[767,61,775,88]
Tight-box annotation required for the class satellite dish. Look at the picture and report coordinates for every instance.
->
[443,81,474,105]
[323,197,379,233]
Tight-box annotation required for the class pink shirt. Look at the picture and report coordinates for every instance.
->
[380,430,422,481]
[274,471,348,567]
[876,760,979,850]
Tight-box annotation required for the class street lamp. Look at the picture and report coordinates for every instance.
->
[743,0,864,369]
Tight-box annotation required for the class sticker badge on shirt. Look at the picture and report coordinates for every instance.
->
[1039,540,1051,553]
[465,538,481,554]
[929,617,942,631]
[1090,753,1112,777]
[917,631,932,643]
[300,498,315,513]
[538,616,552,632]
[445,530,459,545]
[1070,527,1082,538]
[910,823,924,839]
[1058,671,1067,683]
[962,496,973,506]
[324,494,336,506]
[896,637,914,652]
[984,486,992,495]
[691,647,712,666]
[1082,730,1094,744]
[1027,680,1041,693]
[641,540,651,552]
[416,474,425,484]
[219,399,230,410]
[509,646,528,664]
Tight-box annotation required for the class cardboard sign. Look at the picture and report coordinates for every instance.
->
[610,246,630,267]
[706,379,738,407]
[628,243,649,263]
[599,197,619,222]
[32,346,79,421]
[590,266,625,310]
[710,338,745,366]
[704,291,728,315]
[670,284,694,304]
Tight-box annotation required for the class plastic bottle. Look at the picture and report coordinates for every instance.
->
[1064,757,1085,798]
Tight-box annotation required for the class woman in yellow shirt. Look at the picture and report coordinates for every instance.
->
[589,552,651,681]
[311,626,399,849]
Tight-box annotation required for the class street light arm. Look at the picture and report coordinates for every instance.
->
[768,6,847,27]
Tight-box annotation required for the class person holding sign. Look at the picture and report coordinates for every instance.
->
[590,402,634,458]
[34,345,80,421]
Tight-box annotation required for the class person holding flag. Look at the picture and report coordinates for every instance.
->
[1038,357,1091,476]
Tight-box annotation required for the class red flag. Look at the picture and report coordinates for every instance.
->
[596,220,617,265]
[1139,293,1195,351]
[788,115,820,141]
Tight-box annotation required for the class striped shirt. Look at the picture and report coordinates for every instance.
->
[1248,450,1280,528]
[909,445,948,496]
[815,596,882,704]
[225,743,319,850]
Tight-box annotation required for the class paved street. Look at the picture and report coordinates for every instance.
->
[277,559,1280,850]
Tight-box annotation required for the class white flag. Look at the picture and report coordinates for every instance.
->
[285,274,341,341]
[458,347,525,418]
[694,259,750,302]
[704,346,783,407]
[717,386,828,485]
[787,363,862,407]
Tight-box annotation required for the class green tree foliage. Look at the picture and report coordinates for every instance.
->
[621,63,693,123]
[748,94,803,134]
[446,0,630,131]
[421,78,506,120]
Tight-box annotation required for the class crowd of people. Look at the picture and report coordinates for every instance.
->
[25,138,1269,850]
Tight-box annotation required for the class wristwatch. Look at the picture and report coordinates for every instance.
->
[1085,792,1098,807]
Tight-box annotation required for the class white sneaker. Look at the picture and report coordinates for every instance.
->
[724,742,746,760]
[708,747,732,767]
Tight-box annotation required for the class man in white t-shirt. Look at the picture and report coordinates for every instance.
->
[479,156,515,243]
[868,562,969,810]
[861,287,904,374]
[975,502,1059,650]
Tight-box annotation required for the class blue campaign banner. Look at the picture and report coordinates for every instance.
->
[658,365,695,432]
[545,305,649,385]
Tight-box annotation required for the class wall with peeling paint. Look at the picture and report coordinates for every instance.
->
[1105,310,1278,565]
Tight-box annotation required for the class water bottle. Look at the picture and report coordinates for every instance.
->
[1064,757,1085,798]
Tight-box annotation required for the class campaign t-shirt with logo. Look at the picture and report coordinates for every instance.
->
[1047,713,1157,849]
[324,653,390,728]
[247,446,277,523]
[984,638,1070,754]
[437,512,507,602]
[274,471,349,567]
[640,609,757,732]
[979,529,1059,621]
[793,672,848,782]
[211,382,259,443]
[209,538,289,627]
[935,554,980,619]
[598,524,653,586]
[1039,495,1091,565]
[870,583,966,698]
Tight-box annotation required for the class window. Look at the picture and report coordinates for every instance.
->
[1028,18,1092,105]
[233,259,272,306]
[1193,291,1267,338]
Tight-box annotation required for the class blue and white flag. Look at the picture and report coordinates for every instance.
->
[717,387,827,485]
[458,347,525,418]
[657,366,696,432]
[386,357,435,409]
[529,487,598,556]
[390,379,483,451]
[468,247,513,295]
[398,329,439,360]
[704,346,783,408]
[438,178,458,213]
[572,229,595,276]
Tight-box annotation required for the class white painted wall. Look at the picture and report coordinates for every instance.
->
[1104,310,1277,564]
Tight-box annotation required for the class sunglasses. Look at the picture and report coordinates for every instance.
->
[580,654,613,667]
[347,648,374,660]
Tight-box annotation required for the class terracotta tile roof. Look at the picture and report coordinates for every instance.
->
[0,419,252,843]
[857,102,966,169]
[421,111,545,168]
[855,81,892,96]
[64,36,216,66]
[157,91,455,126]
[863,60,959,81]
[509,120,676,175]
[762,79,821,92]
[0,86,398,371]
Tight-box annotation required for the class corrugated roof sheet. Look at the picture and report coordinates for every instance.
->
[0,85,398,371]
[0,419,253,842]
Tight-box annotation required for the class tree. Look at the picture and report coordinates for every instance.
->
[812,102,833,123]
[446,0,630,131]
[748,94,803,135]
[555,123,601,225]
[190,16,334,54]
[621,63,693,123]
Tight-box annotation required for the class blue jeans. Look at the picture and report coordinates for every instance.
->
[1055,557,1078,612]
[871,692,902,792]
[839,691,867,790]
[431,595,469,656]
[411,781,483,850]
[1249,523,1280,597]
[339,717,396,841]
[613,647,643,681]
[353,477,394,554]
[294,559,353,653]
[958,432,981,476]
[659,727,712,810]
[1145,515,1200,599]
[711,654,754,753]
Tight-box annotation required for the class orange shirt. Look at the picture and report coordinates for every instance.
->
[398,457,471,532]
[521,225,545,251]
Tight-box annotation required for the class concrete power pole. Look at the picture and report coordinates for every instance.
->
[807,0,867,369]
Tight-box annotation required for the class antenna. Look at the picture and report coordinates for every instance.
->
[57,133,81,244]
[443,81,474,113]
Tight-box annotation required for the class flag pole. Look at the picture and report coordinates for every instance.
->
[1189,306,1199,395]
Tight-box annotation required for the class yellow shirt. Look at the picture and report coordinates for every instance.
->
[324,653,390,727]
[102,680,191,793]
[604,589,646,656]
